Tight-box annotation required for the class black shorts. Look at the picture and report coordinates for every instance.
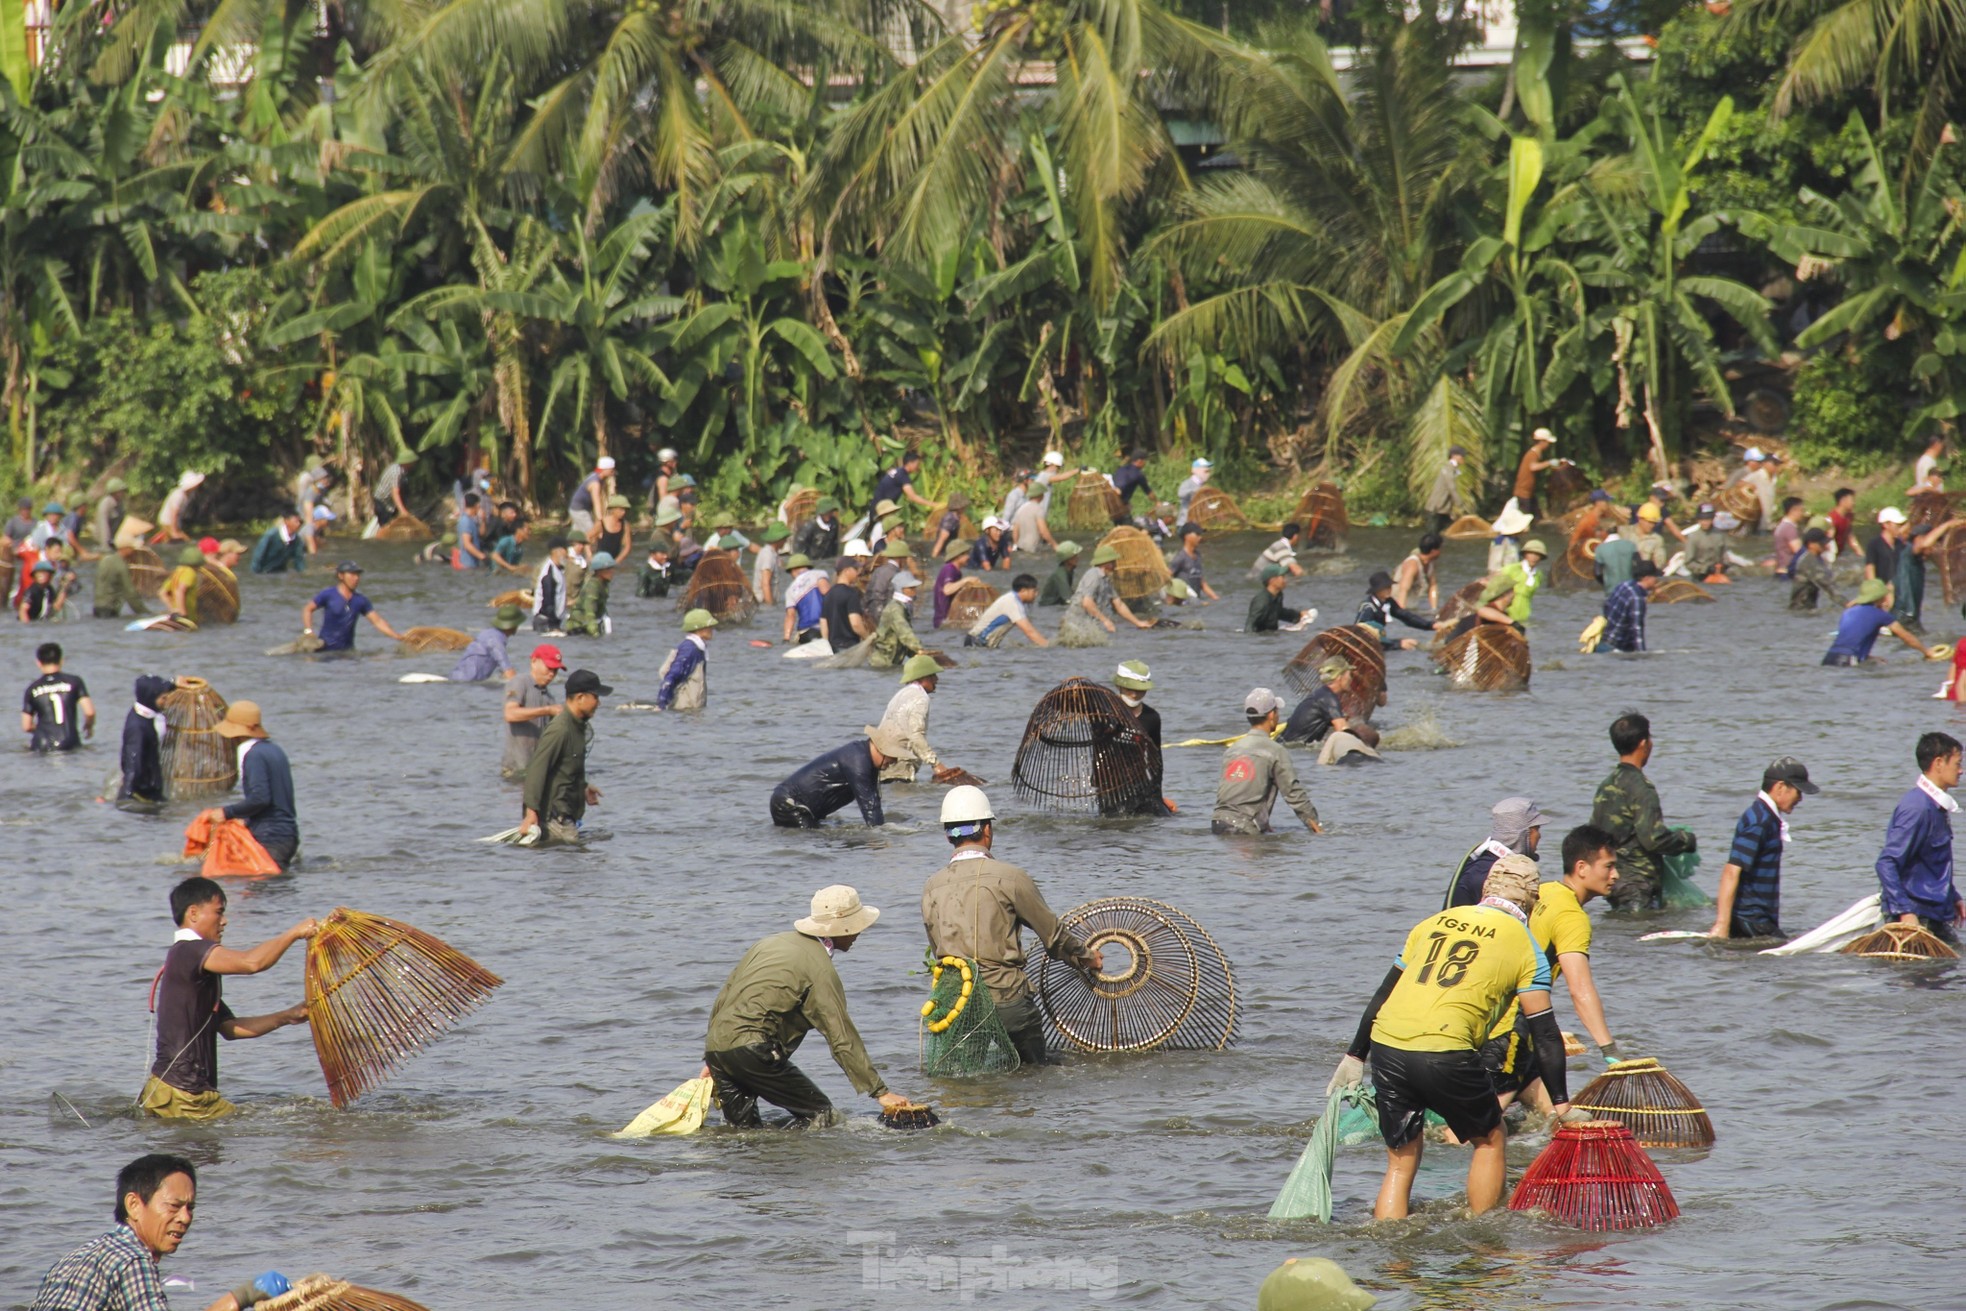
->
[1478,1013,1540,1095]
[1370,1043,1503,1148]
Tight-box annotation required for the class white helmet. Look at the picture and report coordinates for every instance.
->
[941,785,995,830]
[658,447,678,463]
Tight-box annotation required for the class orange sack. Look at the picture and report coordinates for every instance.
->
[182,813,282,877]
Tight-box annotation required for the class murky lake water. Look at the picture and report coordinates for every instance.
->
[2,527,1958,1310]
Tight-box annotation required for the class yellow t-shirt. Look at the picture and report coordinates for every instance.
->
[1488,881,1593,1039]
[1372,905,1549,1053]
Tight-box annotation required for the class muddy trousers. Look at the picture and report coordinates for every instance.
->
[704,1042,834,1127]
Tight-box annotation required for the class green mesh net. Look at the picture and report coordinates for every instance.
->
[1661,829,1711,909]
[918,956,1020,1076]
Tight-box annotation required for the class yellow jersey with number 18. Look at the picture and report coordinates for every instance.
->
[1371,904,1550,1053]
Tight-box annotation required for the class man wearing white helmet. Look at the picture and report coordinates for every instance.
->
[921,786,1102,1065]
[1176,457,1212,525]
[567,456,615,538]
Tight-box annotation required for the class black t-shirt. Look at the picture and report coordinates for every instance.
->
[1865,532,1901,582]
[822,583,866,652]
[150,938,235,1094]
[1280,685,1342,745]
[23,671,87,751]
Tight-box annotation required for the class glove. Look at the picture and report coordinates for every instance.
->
[230,1273,289,1308]
[1325,1054,1367,1098]
[1599,1039,1623,1066]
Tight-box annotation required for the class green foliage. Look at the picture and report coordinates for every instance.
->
[1788,349,1908,474]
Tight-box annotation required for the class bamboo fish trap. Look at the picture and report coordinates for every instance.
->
[375,512,433,541]
[1927,519,1966,605]
[943,578,998,630]
[259,1274,430,1311]
[1543,462,1593,514]
[1507,1121,1679,1231]
[489,589,533,609]
[397,626,473,654]
[1556,501,1628,538]
[1840,922,1960,961]
[1185,485,1248,530]
[1570,1057,1715,1147]
[1442,513,1494,541]
[123,546,168,598]
[781,486,818,532]
[1714,483,1762,531]
[1290,482,1349,550]
[158,678,236,801]
[1026,897,1239,1053]
[1097,526,1171,603]
[1909,489,1958,533]
[1010,677,1164,817]
[1559,510,1609,590]
[0,537,14,599]
[1432,579,1488,630]
[1067,473,1126,532]
[304,907,503,1108]
[680,550,757,623]
[1281,626,1386,720]
[194,564,240,625]
[1651,579,1714,604]
[1436,624,1531,691]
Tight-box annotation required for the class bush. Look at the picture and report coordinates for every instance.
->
[1788,350,1908,476]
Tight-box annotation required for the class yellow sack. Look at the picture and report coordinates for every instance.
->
[1577,615,1605,654]
[613,1077,714,1138]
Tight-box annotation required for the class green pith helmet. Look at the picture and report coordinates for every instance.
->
[683,607,718,632]
[884,538,912,558]
[785,553,811,570]
[654,507,683,527]
[1318,656,1353,681]
[900,652,942,684]
[105,478,128,494]
[441,532,458,545]
[177,546,205,567]
[943,538,971,561]
[1256,1258,1376,1311]
[1054,540,1083,559]
[1092,543,1121,566]
[761,522,790,543]
[1522,538,1548,557]
[494,603,526,630]
[816,496,839,514]
[1167,578,1194,599]
[1115,660,1152,691]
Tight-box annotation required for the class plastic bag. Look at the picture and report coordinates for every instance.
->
[614,1077,714,1137]
[182,814,282,877]
[1269,1084,1376,1222]
[1660,829,1711,909]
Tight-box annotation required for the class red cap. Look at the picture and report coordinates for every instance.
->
[198,536,221,554]
[532,644,566,670]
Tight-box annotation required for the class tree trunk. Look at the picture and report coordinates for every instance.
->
[591,389,610,466]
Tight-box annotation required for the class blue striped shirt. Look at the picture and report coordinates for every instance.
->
[1726,795,1785,931]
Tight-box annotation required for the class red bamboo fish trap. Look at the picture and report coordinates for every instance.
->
[1507,1121,1679,1230]
[375,512,433,541]
[1651,579,1714,604]
[1185,485,1248,530]
[123,545,168,598]
[1281,625,1386,719]
[1840,922,1960,961]
[397,626,473,654]
[304,907,503,1108]
[1436,623,1531,691]
[1442,513,1493,541]
[1290,482,1349,549]
[195,564,241,624]
[1067,472,1126,531]
[680,550,757,622]
[943,578,998,630]
[259,1273,430,1311]
[1098,526,1171,603]
[1570,1058,1714,1147]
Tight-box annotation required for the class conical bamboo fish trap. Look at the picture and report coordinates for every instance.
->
[0,537,14,598]
[259,1273,430,1311]
[1290,482,1349,549]
[1570,1057,1715,1147]
[943,578,998,630]
[1909,489,1958,532]
[397,626,473,654]
[1927,519,1966,605]
[1185,485,1248,530]
[375,512,433,541]
[1508,1121,1678,1231]
[1097,526,1171,603]
[1437,624,1531,691]
[1026,897,1238,1053]
[1651,579,1714,604]
[680,550,757,622]
[1840,922,1960,961]
[1560,510,1609,589]
[304,907,503,1108]
[1442,513,1494,540]
[1714,483,1762,530]
[123,546,168,598]
[194,564,240,624]
[489,588,532,609]
[1432,579,1488,630]
[1557,501,1628,537]
[158,678,236,800]
[1010,677,1164,816]
[1281,626,1386,719]
[1544,463,1592,514]
[781,487,818,531]
[1067,472,1125,531]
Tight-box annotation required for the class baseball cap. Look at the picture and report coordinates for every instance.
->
[198,536,220,554]
[597,456,617,471]
[1587,489,1612,503]
[313,505,337,521]
[588,551,617,570]
[1744,447,1767,462]
[1697,502,1716,518]
[1192,457,1214,470]
[1447,445,1468,458]
[1763,756,1820,795]
[532,644,566,670]
[1878,506,1908,525]
[1532,427,1555,444]
[564,669,613,698]
[1243,687,1285,717]
[335,559,364,574]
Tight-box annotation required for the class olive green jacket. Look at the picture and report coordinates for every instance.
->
[867,599,921,669]
[522,707,590,822]
[1589,761,1695,891]
[921,853,1094,1003]
[563,573,610,636]
[704,931,885,1096]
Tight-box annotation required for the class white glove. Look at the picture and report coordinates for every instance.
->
[1325,1054,1367,1098]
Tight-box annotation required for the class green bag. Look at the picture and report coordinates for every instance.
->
[1269,1085,1376,1222]
[1660,827,1712,909]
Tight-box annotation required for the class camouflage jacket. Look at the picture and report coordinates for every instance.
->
[1590,761,1696,887]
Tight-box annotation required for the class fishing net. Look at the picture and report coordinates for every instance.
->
[1660,842,1710,908]
[259,1274,430,1311]
[304,907,503,1108]
[1714,483,1762,531]
[680,551,757,622]
[1571,1058,1714,1148]
[194,564,240,624]
[158,678,236,800]
[1010,677,1163,815]
[813,638,877,668]
[1443,514,1493,540]
[1840,923,1961,961]
[918,955,1020,1076]
[1281,626,1385,719]
[1507,1121,1679,1231]
[375,512,434,541]
[1436,624,1530,691]
[123,546,168,598]
[1290,482,1349,550]
[1098,526,1171,602]
[1067,473,1126,531]
[1026,897,1238,1052]
[1269,1084,1377,1221]
[1927,519,1966,605]
[397,626,473,654]
[943,578,998,630]
[1057,609,1112,647]
[1186,486,1248,530]
[1544,463,1593,514]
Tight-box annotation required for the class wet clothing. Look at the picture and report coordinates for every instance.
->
[1011,500,1049,553]
[704,931,887,1123]
[1280,685,1342,746]
[568,472,602,521]
[922,851,1095,1006]
[637,556,672,598]
[117,676,173,804]
[1864,532,1901,587]
[448,626,513,682]
[1444,838,1513,909]
[1601,579,1648,653]
[1247,588,1302,633]
[1789,551,1843,611]
[523,708,591,824]
[29,1225,178,1311]
[785,568,827,640]
[501,675,559,779]
[310,586,374,651]
[1773,518,1804,573]
[1681,526,1729,578]
[1355,593,1431,647]
[1038,562,1078,607]
[19,581,60,621]
[1828,508,1855,554]
[1823,603,1897,665]
[92,495,124,550]
[1255,536,1299,575]
[1071,565,1117,620]
[1212,730,1319,834]
[1168,548,1207,594]
[876,683,938,782]
[161,565,200,618]
[223,739,298,866]
[655,634,708,710]
[821,582,866,652]
[862,560,899,621]
[932,560,962,628]
[752,543,779,603]
[149,934,235,1096]
[1877,778,1959,923]
[533,558,567,628]
[1372,1044,1502,1147]
[1724,794,1788,938]
[791,514,841,564]
[968,533,1010,571]
[1623,527,1667,570]
[966,590,1030,646]
[1424,461,1465,519]
[371,462,407,523]
[1478,560,1541,624]
[1592,535,1636,592]
[250,522,305,574]
[23,672,88,752]
[1892,531,1926,628]
[770,740,884,827]
[1113,462,1150,507]
[92,551,147,618]
[1491,880,1593,1041]
[1176,474,1207,523]
[591,520,626,562]
[704,1041,836,1127]
[562,572,610,637]
[1591,762,1696,911]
